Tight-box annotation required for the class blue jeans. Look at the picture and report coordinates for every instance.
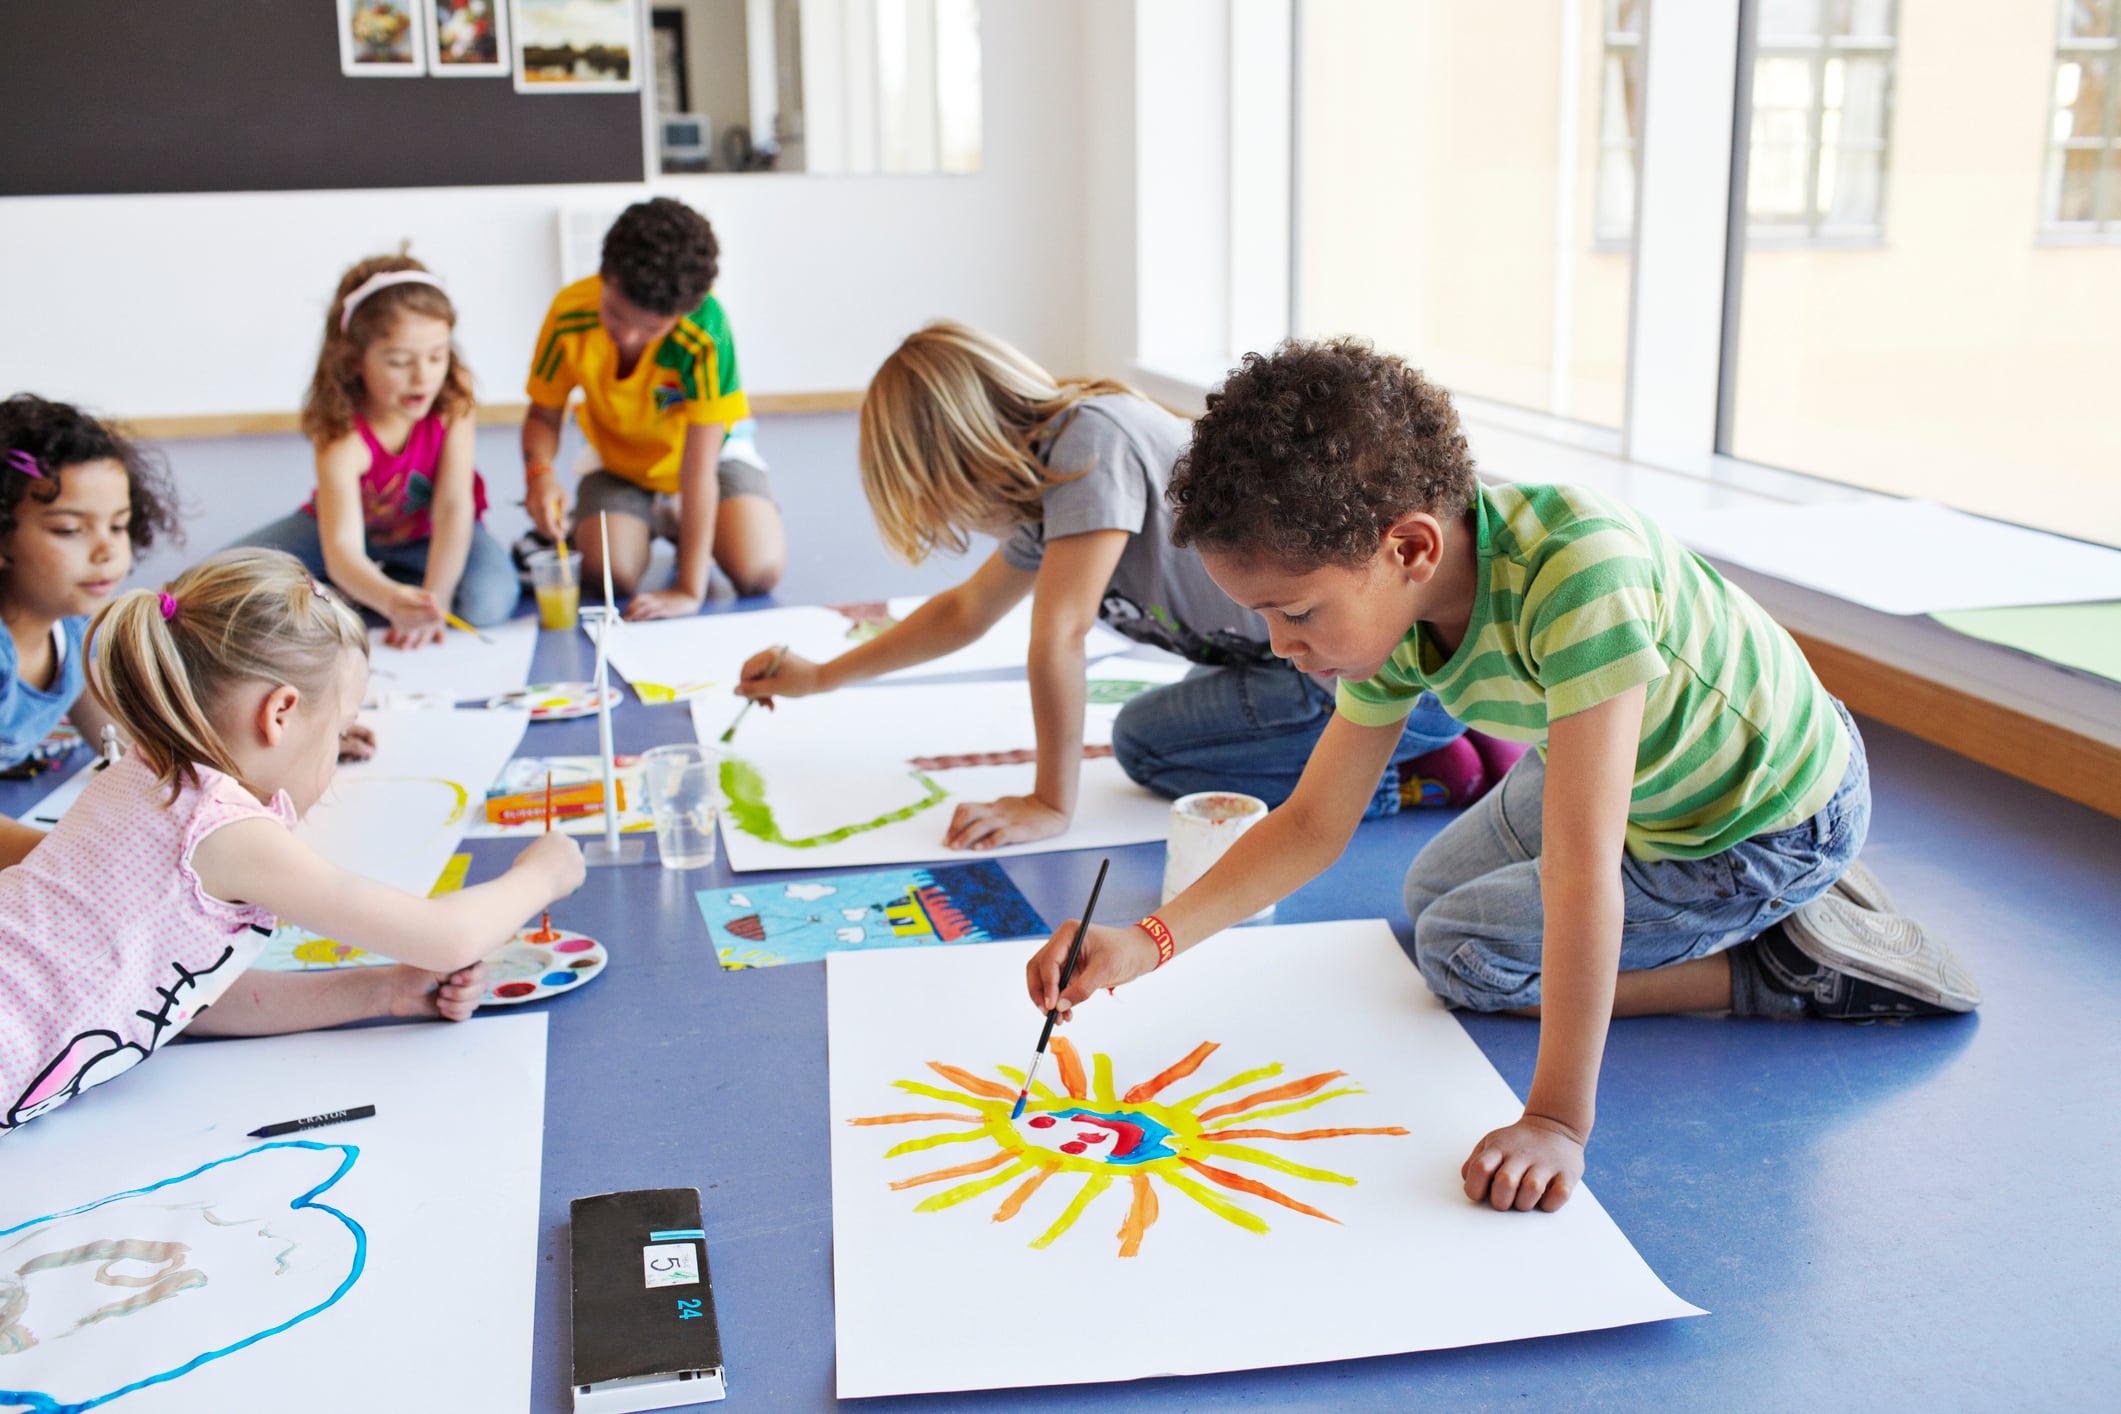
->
[1402,699,1870,1011]
[231,511,522,626]
[1110,662,1470,820]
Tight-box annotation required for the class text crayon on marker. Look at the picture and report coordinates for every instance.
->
[248,1104,377,1139]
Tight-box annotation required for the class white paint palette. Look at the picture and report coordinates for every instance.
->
[486,682,623,720]
[482,927,609,1005]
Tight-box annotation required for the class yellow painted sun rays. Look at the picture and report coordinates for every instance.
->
[848,1038,1409,1257]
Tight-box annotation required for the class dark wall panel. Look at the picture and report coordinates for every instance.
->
[0,1,642,195]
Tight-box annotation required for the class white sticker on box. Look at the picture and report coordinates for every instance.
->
[642,1242,700,1288]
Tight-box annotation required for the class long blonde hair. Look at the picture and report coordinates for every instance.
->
[301,251,475,448]
[858,321,1145,564]
[88,549,369,801]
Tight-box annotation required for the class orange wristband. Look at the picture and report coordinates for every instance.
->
[525,462,555,482]
[1138,915,1176,969]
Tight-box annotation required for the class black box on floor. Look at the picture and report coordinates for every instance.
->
[570,1187,727,1412]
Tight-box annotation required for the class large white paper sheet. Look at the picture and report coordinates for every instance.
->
[692,679,1171,872]
[828,922,1702,1398]
[601,594,1134,702]
[17,759,97,829]
[1658,498,2121,614]
[299,707,529,895]
[363,616,541,708]
[0,1014,547,1414]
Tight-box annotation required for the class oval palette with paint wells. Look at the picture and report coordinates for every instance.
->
[486,682,624,721]
[481,928,609,1006]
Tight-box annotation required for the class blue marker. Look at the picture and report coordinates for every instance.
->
[1009,859,1109,1121]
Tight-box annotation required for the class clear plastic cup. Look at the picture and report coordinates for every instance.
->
[642,744,717,870]
[528,548,581,631]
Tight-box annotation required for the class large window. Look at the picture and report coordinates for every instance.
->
[1727,0,2121,547]
[1595,0,1645,243]
[2047,1,2121,231]
[1297,0,1635,429]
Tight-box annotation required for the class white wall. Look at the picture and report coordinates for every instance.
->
[0,1,1088,421]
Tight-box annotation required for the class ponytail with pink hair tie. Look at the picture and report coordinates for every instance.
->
[158,591,177,622]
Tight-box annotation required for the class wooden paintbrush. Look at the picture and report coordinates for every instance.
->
[1009,858,1110,1121]
[720,644,788,744]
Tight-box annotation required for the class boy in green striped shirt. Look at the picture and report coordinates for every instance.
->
[1024,339,1977,1214]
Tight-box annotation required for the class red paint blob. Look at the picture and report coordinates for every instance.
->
[1028,1115,1056,1129]
[1059,1141,1086,1155]
[493,982,537,999]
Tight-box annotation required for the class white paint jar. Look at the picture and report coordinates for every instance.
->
[1161,791,1274,922]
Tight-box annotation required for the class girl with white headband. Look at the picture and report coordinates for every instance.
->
[228,253,519,645]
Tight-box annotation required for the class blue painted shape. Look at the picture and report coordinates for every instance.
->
[695,860,1047,968]
[540,971,577,987]
[648,1229,706,1241]
[0,1141,367,1414]
[1032,1107,1179,1166]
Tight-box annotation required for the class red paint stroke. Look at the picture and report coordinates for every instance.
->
[1207,1125,1410,1141]
[1197,1070,1346,1124]
[1049,1036,1089,1099]
[1122,1041,1221,1103]
[889,1150,1015,1191]
[928,1061,1017,1101]
[1180,1158,1341,1224]
[906,745,1115,771]
[846,1111,979,1126]
[1070,1115,1144,1157]
[725,914,766,943]
[993,1162,1060,1221]
[493,982,536,999]
[1116,1174,1158,1257]
[914,885,975,941]
[1028,1115,1057,1129]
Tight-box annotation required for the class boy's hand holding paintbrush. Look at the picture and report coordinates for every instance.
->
[734,645,821,707]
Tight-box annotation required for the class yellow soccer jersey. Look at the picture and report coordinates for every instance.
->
[524,275,752,494]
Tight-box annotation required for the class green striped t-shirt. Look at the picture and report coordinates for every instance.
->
[1336,482,1848,860]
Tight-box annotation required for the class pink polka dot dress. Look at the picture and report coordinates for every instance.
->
[0,756,294,1133]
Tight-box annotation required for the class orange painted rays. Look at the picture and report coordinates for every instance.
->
[847,1038,1409,1257]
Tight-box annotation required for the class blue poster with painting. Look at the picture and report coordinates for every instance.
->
[696,862,1048,969]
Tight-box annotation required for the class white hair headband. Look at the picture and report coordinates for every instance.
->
[339,269,447,334]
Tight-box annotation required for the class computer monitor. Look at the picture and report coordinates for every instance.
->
[660,115,711,172]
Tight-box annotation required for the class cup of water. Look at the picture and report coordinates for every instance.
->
[641,744,717,870]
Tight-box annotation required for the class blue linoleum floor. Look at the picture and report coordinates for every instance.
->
[38,412,2121,1410]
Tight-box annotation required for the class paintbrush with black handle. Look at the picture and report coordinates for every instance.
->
[1009,858,1110,1120]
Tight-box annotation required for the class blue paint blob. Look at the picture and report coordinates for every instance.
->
[540,972,576,987]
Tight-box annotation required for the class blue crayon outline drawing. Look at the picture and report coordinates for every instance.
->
[0,1140,367,1414]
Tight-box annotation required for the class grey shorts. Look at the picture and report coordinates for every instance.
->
[575,457,775,539]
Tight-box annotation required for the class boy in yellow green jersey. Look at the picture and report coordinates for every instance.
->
[1026,339,1978,1214]
[523,197,784,617]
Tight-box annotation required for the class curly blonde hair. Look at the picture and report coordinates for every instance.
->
[300,251,475,448]
[858,322,1145,564]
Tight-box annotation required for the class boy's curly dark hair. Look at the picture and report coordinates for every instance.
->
[600,197,720,316]
[0,394,180,562]
[1170,338,1477,570]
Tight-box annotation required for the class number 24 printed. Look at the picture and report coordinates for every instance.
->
[677,1297,703,1320]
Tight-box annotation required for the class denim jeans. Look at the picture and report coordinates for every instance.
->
[1110,661,1470,820]
[1401,699,1870,1010]
[231,511,522,626]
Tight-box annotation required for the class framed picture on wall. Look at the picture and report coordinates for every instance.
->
[511,0,642,94]
[425,0,510,76]
[337,0,426,77]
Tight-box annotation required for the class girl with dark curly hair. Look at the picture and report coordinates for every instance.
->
[0,394,178,781]
[228,252,519,645]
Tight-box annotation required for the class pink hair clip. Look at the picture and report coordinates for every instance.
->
[4,450,44,479]
[158,591,177,621]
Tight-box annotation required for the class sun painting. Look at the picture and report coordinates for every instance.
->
[849,1037,1408,1256]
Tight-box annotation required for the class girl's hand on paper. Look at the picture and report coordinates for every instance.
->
[945,794,1066,851]
[1025,922,1160,1020]
[516,830,586,899]
[736,648,820,705]
[623,588,703,622]
[383,585,446,648]
[385,961,489,1023]
[1461,1113,1585,1212]
[336,723,378,764]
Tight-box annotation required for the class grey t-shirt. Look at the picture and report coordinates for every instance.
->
[999,394,1273,666]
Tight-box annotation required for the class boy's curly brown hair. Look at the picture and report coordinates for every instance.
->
[1169,338,1477,570]
[601,197,719,316]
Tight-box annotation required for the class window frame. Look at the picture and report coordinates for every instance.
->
[1743,4,1897,243]
[2043,3,2121,236]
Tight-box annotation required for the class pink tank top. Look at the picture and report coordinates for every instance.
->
[0,757,296,1133]
[304,412,490,547]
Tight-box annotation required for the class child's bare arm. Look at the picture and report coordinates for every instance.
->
[190,819,584,975]
[1462,682,1643,1214]
[945,529,1128,850]
[522,402,568,540]
[421,413,480,612]
[0,816,45,868]
[736,551,1036,701]
[626,422,725,620]
[185,960,491,1034]
[1026,709,1404,1012]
